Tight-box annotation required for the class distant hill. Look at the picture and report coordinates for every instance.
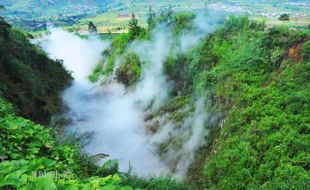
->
[1,0,114,31]
[1,0,113,10]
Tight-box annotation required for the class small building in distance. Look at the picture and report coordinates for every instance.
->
[117,13,131,20]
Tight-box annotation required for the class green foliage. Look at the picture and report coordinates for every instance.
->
[0,159,134,190]
[0,96,191,189]
[98,33,130,78]
[0,99,137,189]
[0,5,5,11]
[192,17,310,189]
[91,11,195,84]
[152,11,195,35]
[147,7,156,29]
[148,15,310,189]
[115,53,142,86]
[0,102,75,169]
[0,17,11,39]
[123,175,193,190]
[88,21,98,34]
[129,13,142,40]
[0,98,13,117]
[279,13,290,22]
[2,12,309,190]
[203,59,310,189]
[96,160,119,177]
[301,40,310,60]
[0,18,72,125]
[89,61,104,83]
[172,12,195,35]
[157,6,174,24]
[88,14,310,190]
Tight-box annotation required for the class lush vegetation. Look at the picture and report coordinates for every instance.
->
[194,18,310,190]
[0,17,72,125]
[115,53,142,87]
[92,13,310,189]
[0,98,136,189]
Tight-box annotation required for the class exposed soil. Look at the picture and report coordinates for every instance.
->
[288,42,303,61]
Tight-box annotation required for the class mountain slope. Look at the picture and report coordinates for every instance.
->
[93,14,310,189]
[0,17,72,124]
[1,0,113,9]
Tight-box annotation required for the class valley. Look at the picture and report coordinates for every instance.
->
[0,1,309,190]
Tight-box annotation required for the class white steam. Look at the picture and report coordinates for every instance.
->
[38,12,220,178]
[148,99,209,178]
[178,12,221,53]
[41,28,169,175]
[129,26,172,110]
[40,28,108,81]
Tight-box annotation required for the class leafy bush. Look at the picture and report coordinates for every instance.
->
[0,159,135,190]
[301,40,310,60]
[115,53,142,87]
[0,98,136,189]
[123,175,193,190]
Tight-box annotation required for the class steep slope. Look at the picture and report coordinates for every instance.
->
[91,14,310,189]
[0,17,72,124]
[188,18,310,189]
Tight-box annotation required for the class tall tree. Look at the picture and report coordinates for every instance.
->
[159,5,173,23]
[0,16,11,39]
[0,5,5,11]
[147,7,156,29]
[128,12,141,39]
[88,21,98,34]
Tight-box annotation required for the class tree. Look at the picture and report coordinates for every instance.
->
[115,53,141,86]
[128,13,141,39]
[147,7,156,29]
[0,16,11,39]
[0,5,5,11]
[88,21,98,33]
[278,14,290,22]
[0,4,5,18]
[166,6,173,21]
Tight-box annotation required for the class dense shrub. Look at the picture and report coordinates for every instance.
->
[115,53,142,86]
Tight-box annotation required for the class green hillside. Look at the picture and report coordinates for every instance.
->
[1,0,112,9]
[91,13,310,189]
[0,17,72,125]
